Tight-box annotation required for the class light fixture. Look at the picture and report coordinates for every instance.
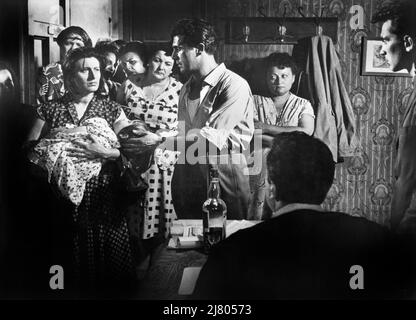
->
[242,25,250,43]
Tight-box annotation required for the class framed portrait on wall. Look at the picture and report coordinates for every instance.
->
[361,37,412,77]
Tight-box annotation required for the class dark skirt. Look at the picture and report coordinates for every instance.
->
[70,163,136,296]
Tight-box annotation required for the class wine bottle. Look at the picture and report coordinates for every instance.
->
[202,167,227,253]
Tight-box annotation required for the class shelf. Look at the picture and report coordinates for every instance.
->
[225,17,338,45]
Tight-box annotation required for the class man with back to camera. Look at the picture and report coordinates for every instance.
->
[165,18,254,220]
[372,1,416,234]
[192,132,414,299]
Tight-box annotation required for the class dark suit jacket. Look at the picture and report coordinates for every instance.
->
[193,209,415,300]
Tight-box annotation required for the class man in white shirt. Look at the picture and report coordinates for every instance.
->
[167,18,255,219]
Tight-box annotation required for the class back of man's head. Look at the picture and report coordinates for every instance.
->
[267,132,334,205]
[371,0,416,39]
[170,18,217,55]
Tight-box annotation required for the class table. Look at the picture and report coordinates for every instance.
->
[135,243,207,300]
[135,219,259,300]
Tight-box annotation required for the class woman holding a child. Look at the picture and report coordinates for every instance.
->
[27,47,142,297]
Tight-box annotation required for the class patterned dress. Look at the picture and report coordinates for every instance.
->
[120,77,182,239]
[36,62,66,105]
[249,93,315,219]
[36,94,134,292]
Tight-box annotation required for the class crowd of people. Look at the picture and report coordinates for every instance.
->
[1,0,416,299]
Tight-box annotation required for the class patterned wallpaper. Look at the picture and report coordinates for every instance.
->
[206,0,413,226]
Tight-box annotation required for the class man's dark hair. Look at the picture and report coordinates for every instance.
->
[56,26,92,48]
[267,132,335,205]
[62,47,106,95]
[118,41,148,64]
[171,18,218,55]
[266,52,298,75]
[371,0,416,38]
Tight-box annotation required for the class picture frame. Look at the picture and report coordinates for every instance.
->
[361,37,412,77]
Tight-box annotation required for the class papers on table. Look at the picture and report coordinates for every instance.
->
[225,219,258,238]
[178,267,202,295]
[168,219,259,249]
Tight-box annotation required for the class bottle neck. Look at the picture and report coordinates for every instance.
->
[208,178,220,199]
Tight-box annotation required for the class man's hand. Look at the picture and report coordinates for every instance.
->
[254,121,266,130]
[120,131,162,156]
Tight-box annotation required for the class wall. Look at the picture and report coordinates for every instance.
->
[69,0,112,45]
[207,0,412,226]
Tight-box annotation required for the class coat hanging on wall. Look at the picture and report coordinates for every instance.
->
[292,35,360,163]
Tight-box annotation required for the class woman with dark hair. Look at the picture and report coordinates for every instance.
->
[36,26,92,105]
[116,41,148,104]
[27,47,136,297]
[249,52,315,220]
[95,41,121,101]
[116,45,182,267]
[110,39,128,84]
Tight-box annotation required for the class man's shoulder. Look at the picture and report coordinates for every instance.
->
[224,209,390,244]
[403,94,416,127]
[218,65,250,88]
[224,67,248,82]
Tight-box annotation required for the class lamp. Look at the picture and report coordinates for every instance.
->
[242,25,250,43]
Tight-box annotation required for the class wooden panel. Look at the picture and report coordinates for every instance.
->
[226,17,338,44]
[131,0,206,42]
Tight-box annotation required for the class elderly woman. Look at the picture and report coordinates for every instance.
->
[28,47,136,296]
[249,52,315,220]
[36,26,92,105]
[117,45,182,262]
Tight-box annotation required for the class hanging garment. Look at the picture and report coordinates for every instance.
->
[292,35,359,162]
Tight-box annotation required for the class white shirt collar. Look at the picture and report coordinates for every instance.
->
[272,203,325,218]
[202,63,226,87]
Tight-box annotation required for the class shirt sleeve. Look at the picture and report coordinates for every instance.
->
[36,103,49,121]
[35,67,49,105]
[391,126,416,227]
[200,75,254,151]
[299,99,315,119]
[253,95,260,122]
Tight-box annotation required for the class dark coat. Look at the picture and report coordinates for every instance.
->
[193,209,415,300]
[292,36,360,163]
